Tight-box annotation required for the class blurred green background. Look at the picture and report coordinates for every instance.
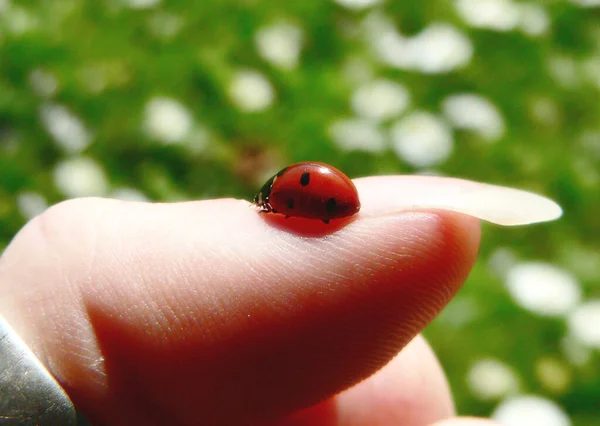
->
[1,0,599,424]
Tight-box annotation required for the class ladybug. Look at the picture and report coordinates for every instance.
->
[253,162,360,224]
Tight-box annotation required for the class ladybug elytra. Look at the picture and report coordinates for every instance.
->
[253,162,360,224]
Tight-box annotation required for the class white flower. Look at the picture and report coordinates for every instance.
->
[567,300,600,348]
[351,79,410,121]
[333,0,384,11]
[143,97,193,144]
[77,65,107,94]
[454,0,520,31]
[561,335,591,366]
[487,247,518,278]
[147,13,183,39]
[365,16,473,74]
[183,126,211,155]
[229,70,275,112]
[493,395,571,426]
[17,192,48,219]
[123,0,161,9]
[363,13,410,68]
[547,56,579,88]
[3,6,37,35]
[255,22,303,70]
[505,262,581,317]
[111,188,149,202]
[53,157,109,198]
[518,4,550,36]
[404,23,473,73]
[40,103,92,154]
[342,57,374,85]
[29,69,58,98]
[390,111,453,167]
[442,93,505,142]
[329,118,387,153]
[467,359,520,400]
[583,56,600,89]
[569,0,600,7]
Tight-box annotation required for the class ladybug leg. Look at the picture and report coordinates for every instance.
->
[257,203,273,214]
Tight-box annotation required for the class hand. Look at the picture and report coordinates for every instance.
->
[0,176,499,426]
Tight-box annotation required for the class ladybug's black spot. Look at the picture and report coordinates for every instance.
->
[300,172,310,187]
[287,198,295,209]
[326,197,337,213]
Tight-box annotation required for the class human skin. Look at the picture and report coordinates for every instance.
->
[0,176,500,426]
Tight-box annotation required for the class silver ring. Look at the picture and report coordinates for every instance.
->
[0,315,76,425]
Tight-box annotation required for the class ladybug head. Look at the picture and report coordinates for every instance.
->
[254,174,276,207]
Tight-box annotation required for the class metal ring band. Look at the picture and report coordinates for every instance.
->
[0,315,76,425]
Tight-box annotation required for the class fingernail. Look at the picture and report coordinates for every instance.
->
[355,176,562,226]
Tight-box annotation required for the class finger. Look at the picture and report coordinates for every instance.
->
[336,336,454,426]
[279,336,454,426]
[0,177,480,425]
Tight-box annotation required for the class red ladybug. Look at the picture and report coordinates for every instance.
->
[253,162,361,223]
